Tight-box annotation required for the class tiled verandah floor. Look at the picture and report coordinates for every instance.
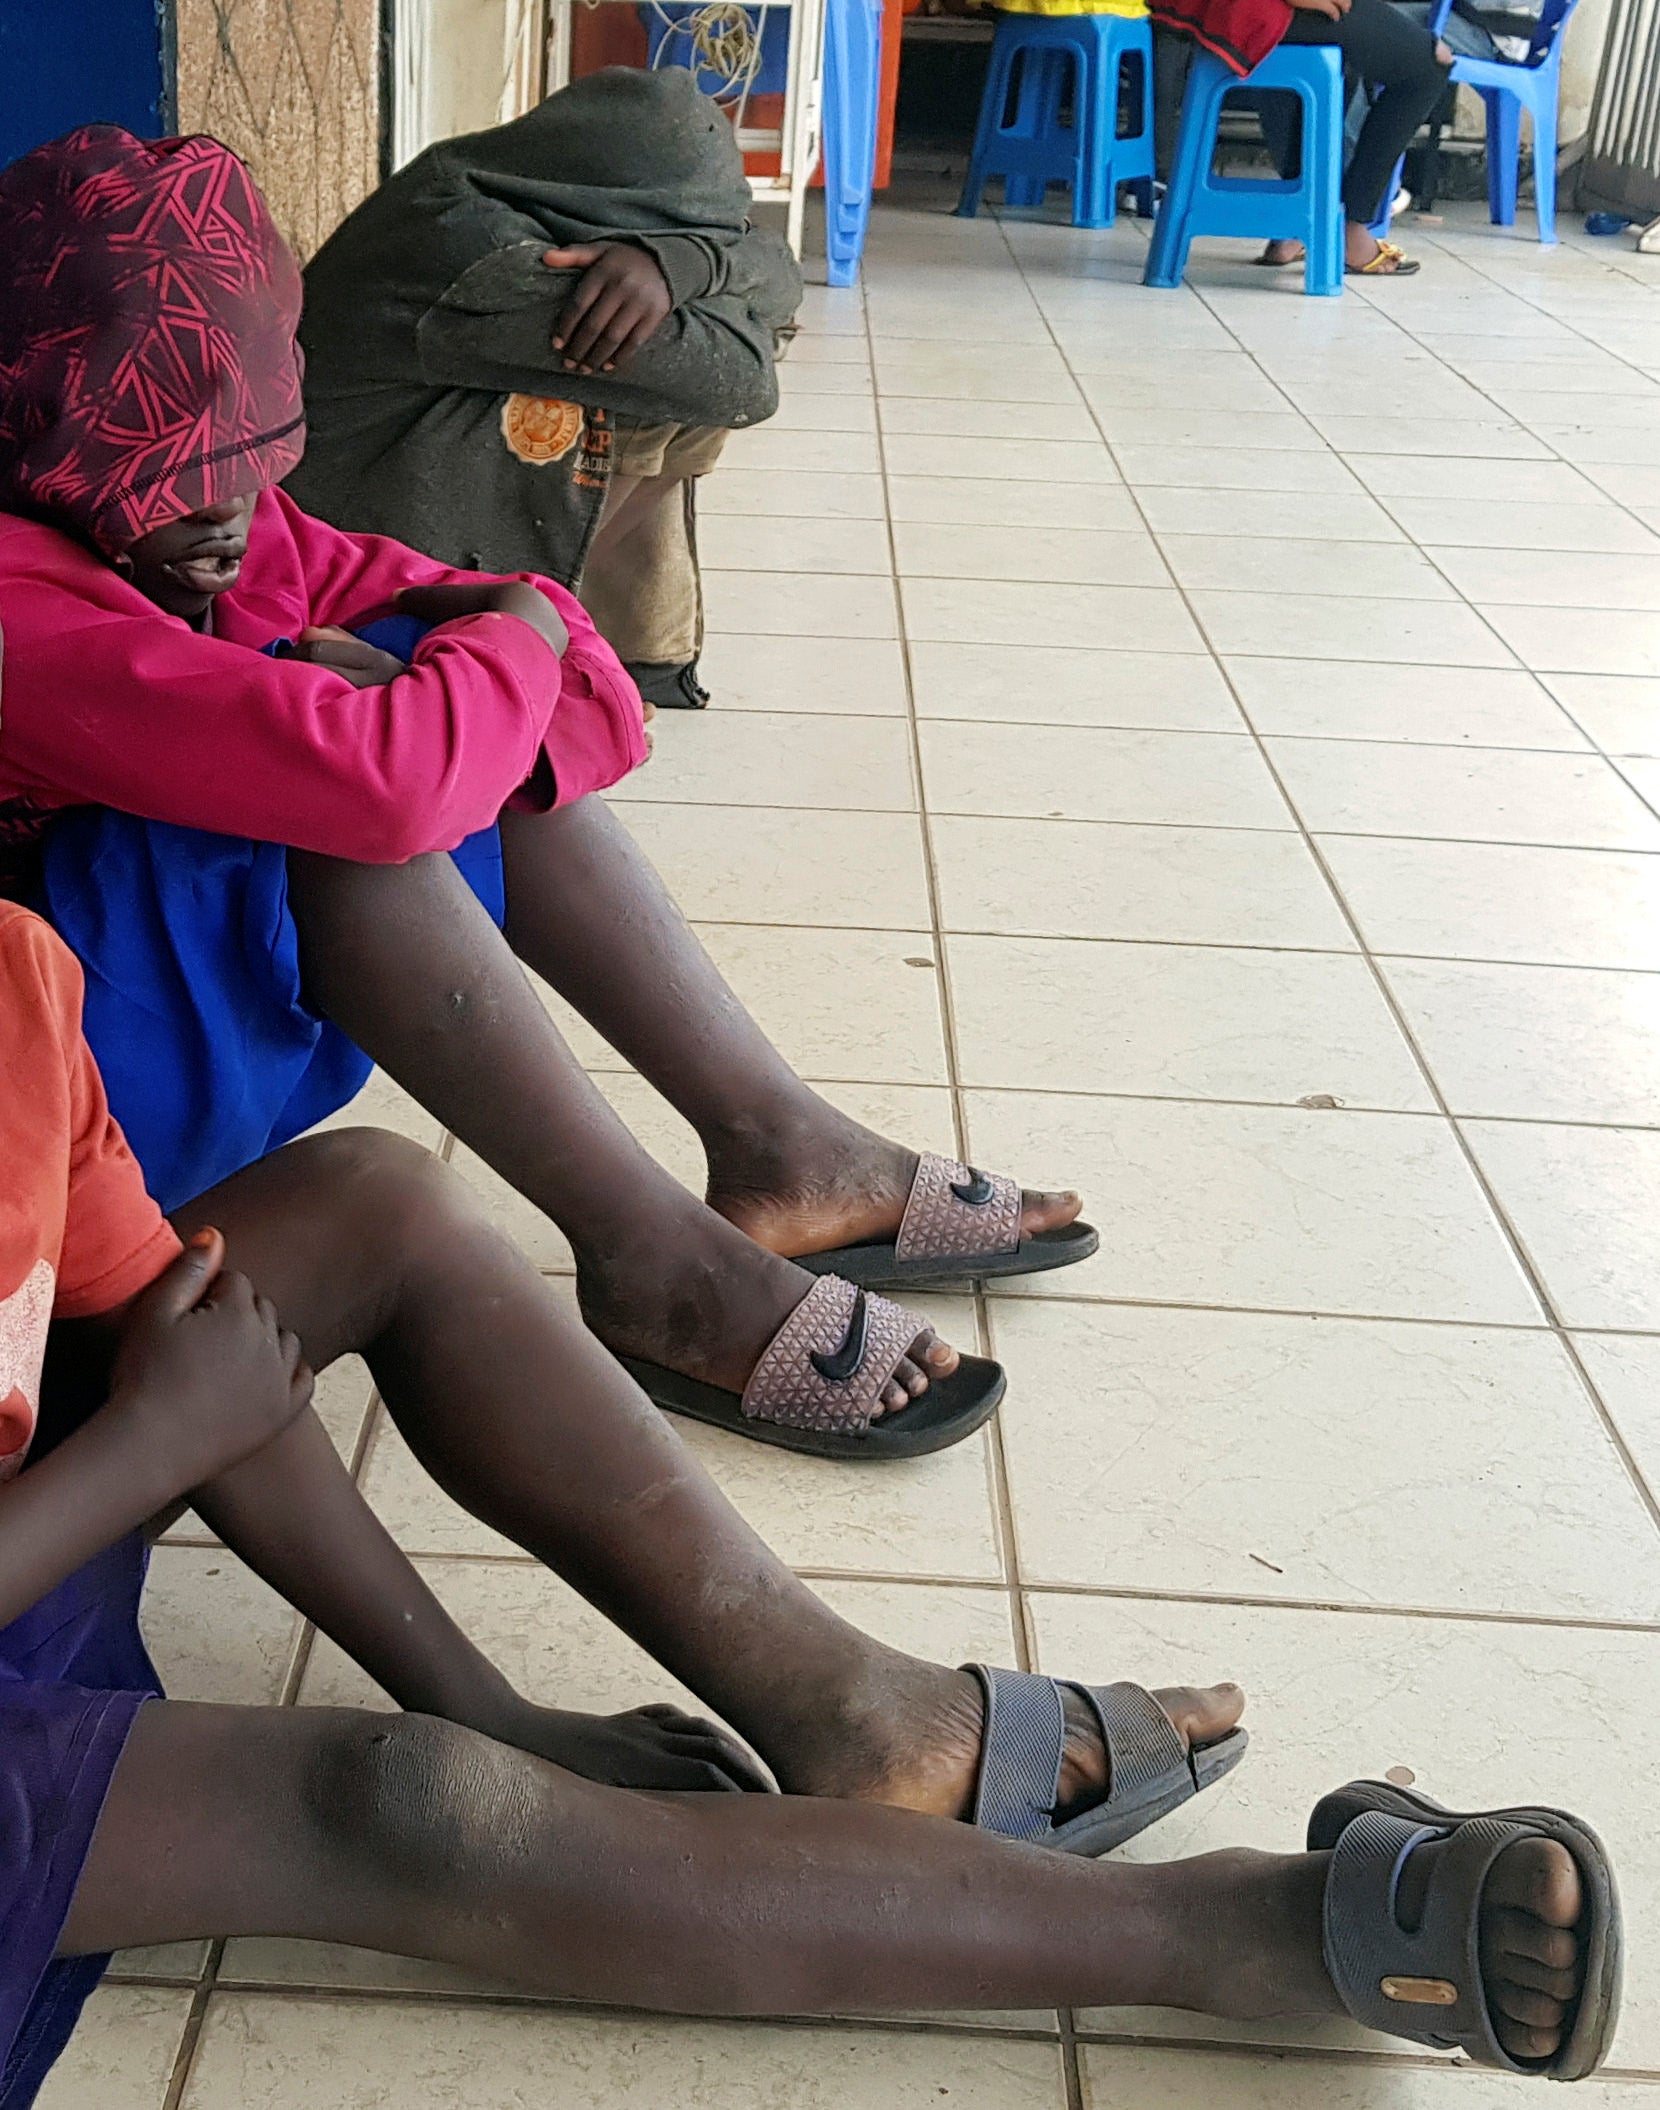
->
[48,190,1660,2107]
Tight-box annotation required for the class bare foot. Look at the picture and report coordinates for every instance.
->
[703,1106,1081,1262]
[574,1198,959,1419]
[773,1659,1244,1822]
[1256,239,1305,265]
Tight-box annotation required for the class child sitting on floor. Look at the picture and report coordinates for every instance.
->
[0,125,1095,1464]
[0,890,1614,2104]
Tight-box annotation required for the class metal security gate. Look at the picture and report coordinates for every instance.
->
[1581,0,1660,235]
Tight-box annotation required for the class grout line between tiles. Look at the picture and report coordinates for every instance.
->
[999,221,1660,1542]
[864,281,1033,1665]
[161,1955,221,2110]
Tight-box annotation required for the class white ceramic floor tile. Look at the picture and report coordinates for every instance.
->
[918,721,1290,829]
[701,467,885,518]
[38,1986,194,2110]
[181,2001,1069,2110]
[1464,1119,1660,1329]
[1226,657,1584,748]
[717,424,882,473]
[1544,673,1660,755]
[624,708,916,810]
[880,433,1120,483]
[930,815,1354,948]
[963,1091,1539,1322]
[701,569,897,640]
[697,631,909,716]
[880,396,1097,441]
[1384,956,1660,1124]
[947,934,1430,1108]
[1436,545,1660,612]
[1483,603,1660,678]
[902,575,1201,652]
[1269,739,1660,849]
[1136,486,1404,542]
[1190,591,1515,668]
[1320,836,1660,969]
[698,511,891,575]
[1619,755,1660,810]
[1572,1332,1660,1502]
[768,393,878,433]
[611,800,932,931]
[1160,533,1451,601]
[1033,1594,1660,2066]
[1093,406,1323,452]
[1312,412,1548,458]
[995,1300,1660,1618]
[893,520,1167,586]
[1347,453,1600,503]
[1117,445,1364,494]
[885,474,1141,530]
[910,642,1241,730]
[140,1546,302,1704]
[313,1066,443,1150]
[1077,2044,1642,2106]
[872,338,1077,399]
[1384,496,1660,552]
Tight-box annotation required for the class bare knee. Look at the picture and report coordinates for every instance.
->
[302,1712,542,1888]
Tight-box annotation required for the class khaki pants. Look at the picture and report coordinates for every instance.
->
[581,419,729,667]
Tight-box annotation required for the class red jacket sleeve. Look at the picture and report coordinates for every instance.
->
[0,521,566,863]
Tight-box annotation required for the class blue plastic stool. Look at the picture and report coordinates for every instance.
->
[1144,43,1344,296]
[957,11,1155,229]
[823,0,882,284]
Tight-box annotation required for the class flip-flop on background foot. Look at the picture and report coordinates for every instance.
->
[791,1154,1098,1294]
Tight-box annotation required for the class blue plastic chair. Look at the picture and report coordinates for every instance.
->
[1367,0,1581,242]
[823,0,882,284]
[1441,0,1580,242]
[1144,43,1344,295]
[957,11,1156,228]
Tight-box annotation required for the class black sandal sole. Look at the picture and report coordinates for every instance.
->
[617,1353,1006,1462]
[790,1221,1099,1295]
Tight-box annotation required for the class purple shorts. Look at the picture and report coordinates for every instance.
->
[0,1531,158,2108]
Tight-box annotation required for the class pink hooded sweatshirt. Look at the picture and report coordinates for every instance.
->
[0,126,647,869]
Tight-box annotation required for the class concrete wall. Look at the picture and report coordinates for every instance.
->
[173,0,381,256]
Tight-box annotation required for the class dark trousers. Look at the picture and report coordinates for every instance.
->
[1258,0,1450,224]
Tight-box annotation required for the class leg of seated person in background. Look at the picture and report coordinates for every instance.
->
[581,421,726,708]
[1280,0,1451,264]
[285,806,1079,1397]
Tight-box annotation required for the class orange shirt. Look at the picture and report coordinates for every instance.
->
[0,903,180,1475]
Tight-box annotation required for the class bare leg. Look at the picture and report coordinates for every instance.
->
[178,1132,1220,1816]
[59,1705,1585,2069]
[285,851,952,1409]
[495,797,1080,1257]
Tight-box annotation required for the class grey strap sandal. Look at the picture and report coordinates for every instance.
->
[1311,1779,1623,2080]
[619,1274,1005,1462]
[967,1664,1248,1856]
[791,1152,1098,1293]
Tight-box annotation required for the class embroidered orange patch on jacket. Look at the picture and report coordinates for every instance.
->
[501,394,584,465]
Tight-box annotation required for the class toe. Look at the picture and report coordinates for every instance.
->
[1019,1187,1083,1236]
[891,1353,930,1399]
[1153,1680,1247,1753]
[1494,2017,1564,2063]
[913,1326,959,1378]
[1491,1981,1568,2032]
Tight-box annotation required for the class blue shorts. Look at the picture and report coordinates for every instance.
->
[0,1534,157,2108]
[35,617,506,1213]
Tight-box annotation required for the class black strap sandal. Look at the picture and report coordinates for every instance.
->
[1311,1778,1623,2080]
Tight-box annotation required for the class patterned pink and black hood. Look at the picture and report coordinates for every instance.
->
[0,125,305,553]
